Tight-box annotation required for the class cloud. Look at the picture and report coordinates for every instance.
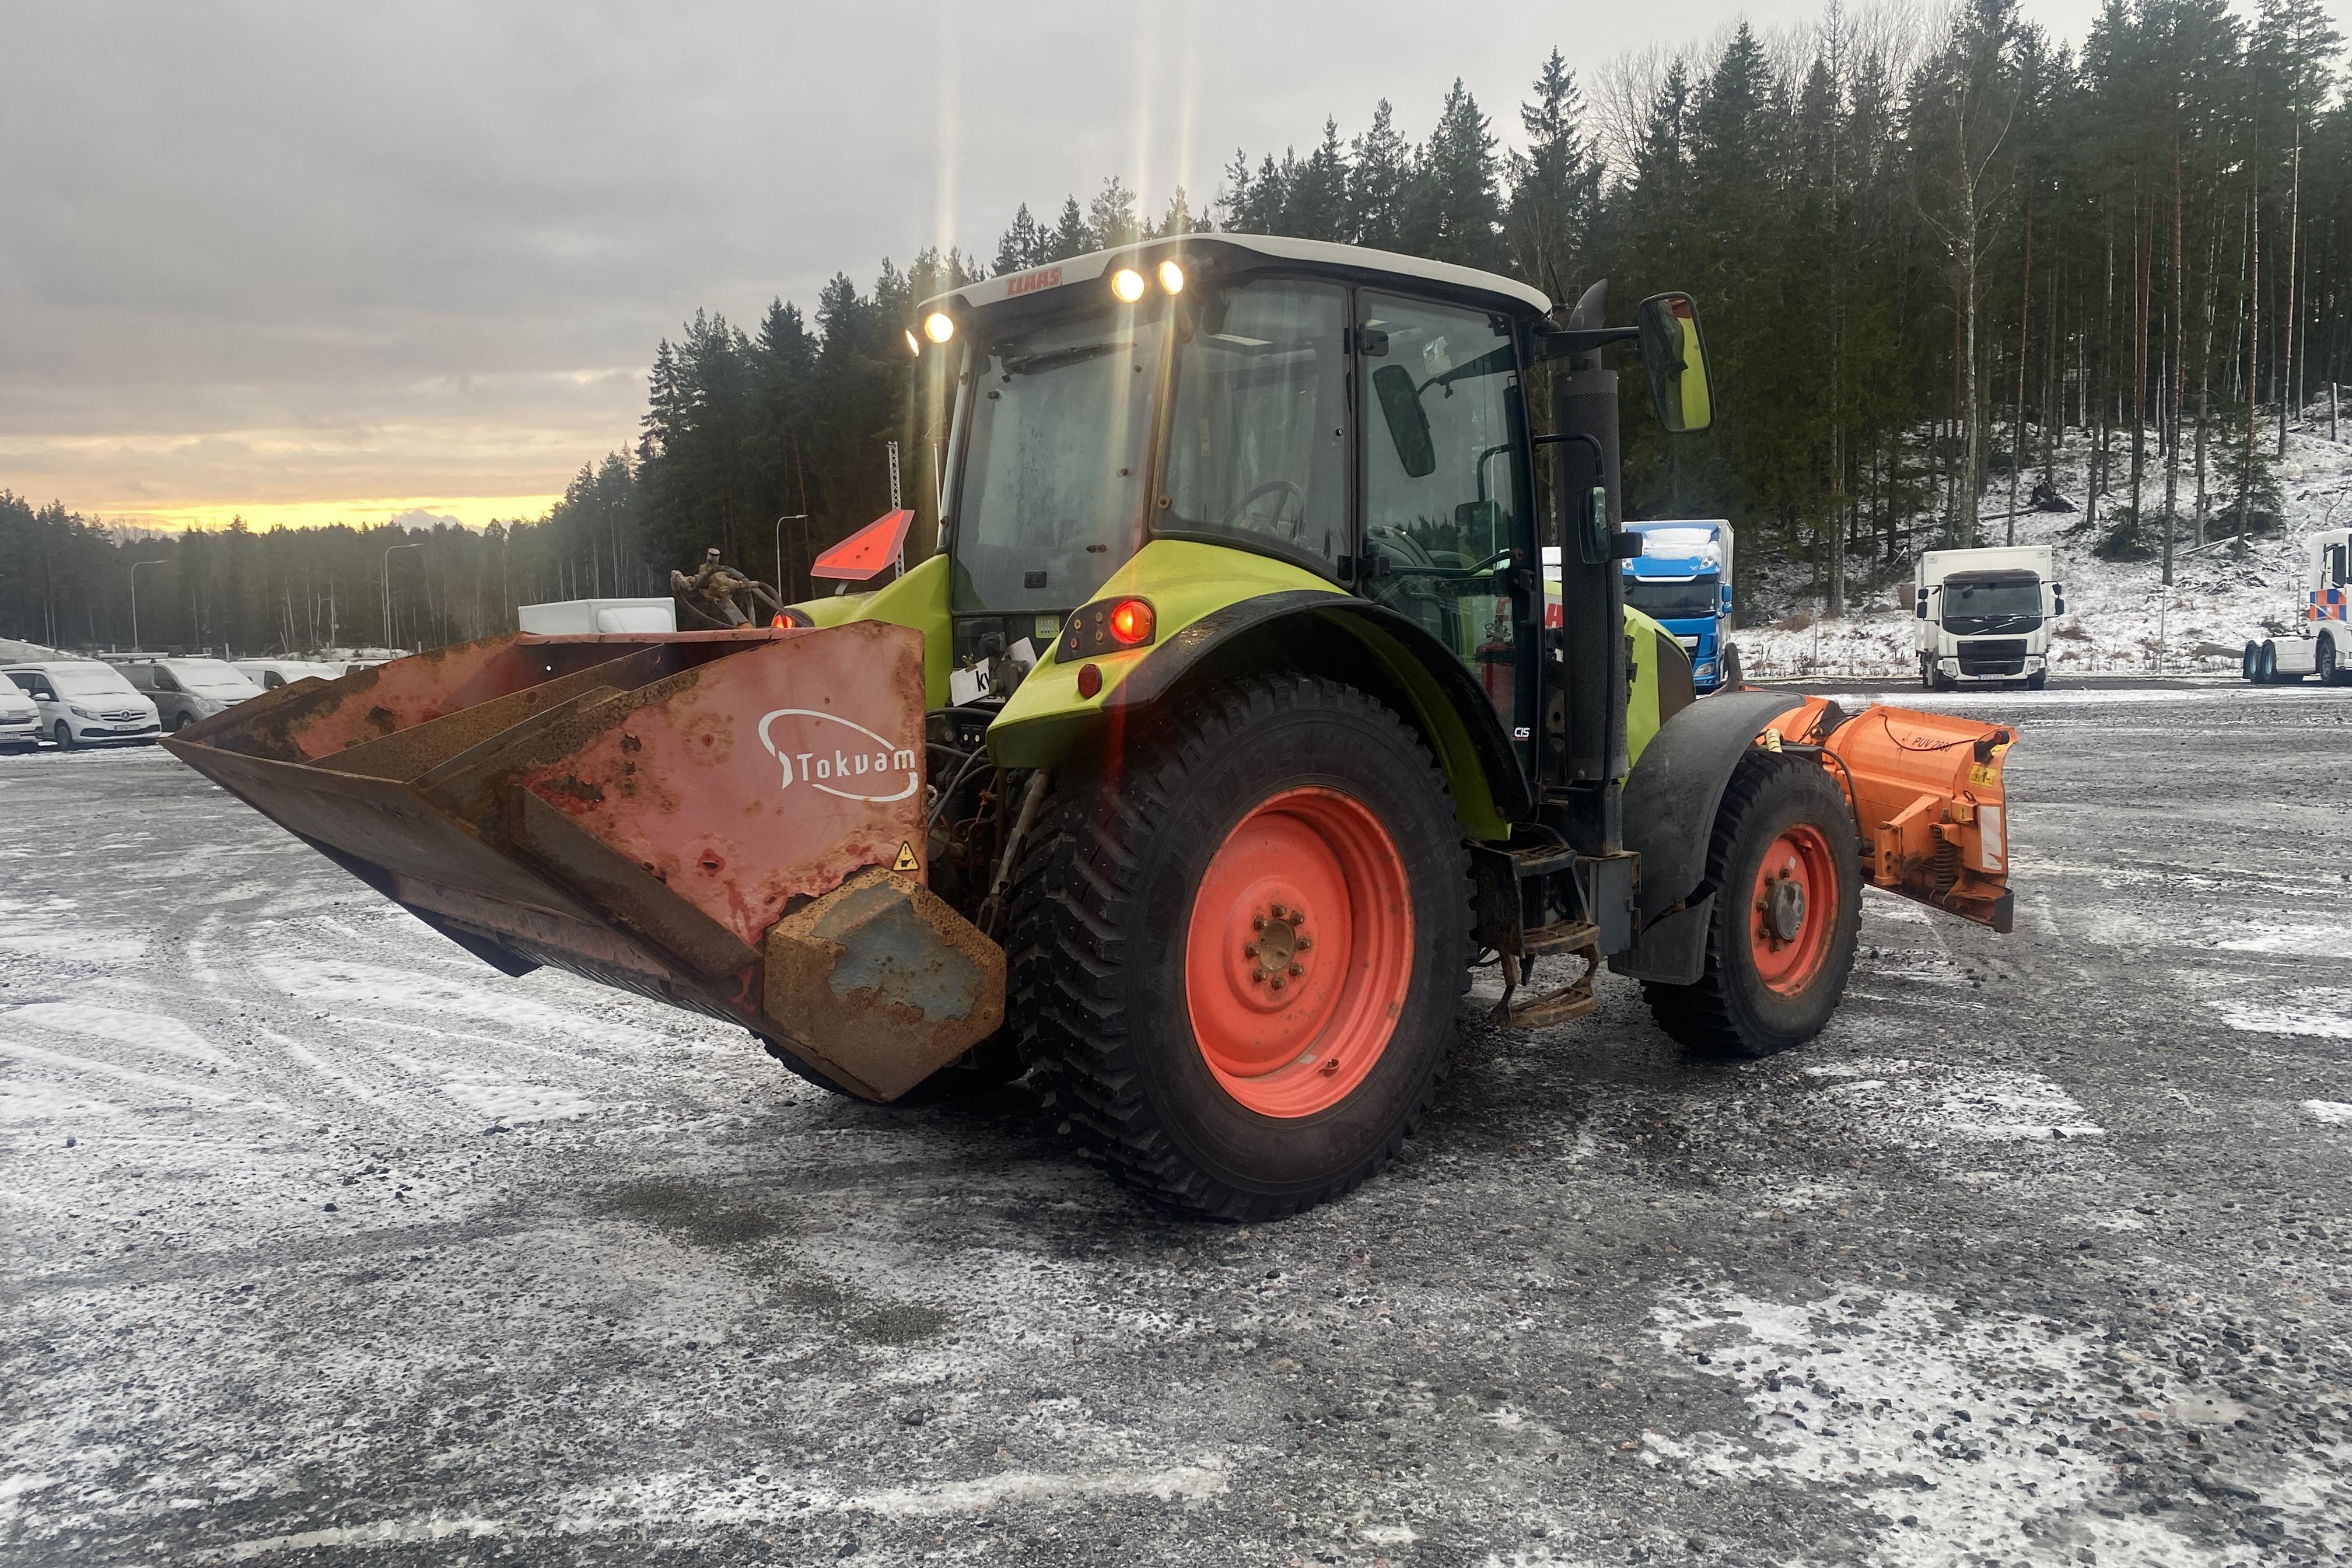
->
[4,0,2115,524]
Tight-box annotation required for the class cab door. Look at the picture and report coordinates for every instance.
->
[1354,291,1539,767]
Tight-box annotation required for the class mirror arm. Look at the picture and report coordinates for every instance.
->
[1534,327,1640,362]
[1532,430,1606,465]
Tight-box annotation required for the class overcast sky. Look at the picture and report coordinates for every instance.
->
[2,0,2293,531]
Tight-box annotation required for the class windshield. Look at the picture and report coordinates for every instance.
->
[1943,575,2042,622]
[1625,575,1721,620]
[50,666,140,698]
[167,659,261,696]
[951,309,1163,614]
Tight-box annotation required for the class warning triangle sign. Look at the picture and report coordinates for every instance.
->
[892,841,921,873]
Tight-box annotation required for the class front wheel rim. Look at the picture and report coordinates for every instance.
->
[1749,822,1840,996]
[1182,787,1415,1118]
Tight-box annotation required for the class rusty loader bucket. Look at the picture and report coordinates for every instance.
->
[163,624,1002,1100]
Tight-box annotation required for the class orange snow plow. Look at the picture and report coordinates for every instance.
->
[163,624,1002,1100]
[1776,695,2015,932]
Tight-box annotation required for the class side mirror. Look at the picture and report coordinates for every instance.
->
[2053,594,2067,615]
[1915,589,1929,620]
[1371,364,1436,478]
[1636,292,1714,434]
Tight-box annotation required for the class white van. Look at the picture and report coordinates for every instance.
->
[0,680,40,751]
[234,658,344,691]
[3,662,162,748]
[107,657,264,732]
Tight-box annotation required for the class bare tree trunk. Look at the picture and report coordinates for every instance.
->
[2045,194,2062,480]
[2239,168,2259,542]
[2131,188,2150,538]
[2010,180,2032,545]
[2164,102,2183,586]
[2280,122,2301,456]
[1948,299,1964,542]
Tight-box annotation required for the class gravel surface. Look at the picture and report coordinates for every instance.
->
[3,682,2349,1566]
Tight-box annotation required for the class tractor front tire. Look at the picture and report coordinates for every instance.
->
[1642,753,1862,1059]
[1005,674,1472,1220]
[2319,635,2342,687]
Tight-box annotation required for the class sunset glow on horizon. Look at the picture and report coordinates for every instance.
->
[81,494,567,536]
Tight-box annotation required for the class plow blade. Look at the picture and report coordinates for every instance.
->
[163,625,1002,1101]
[1782,697,2017,932]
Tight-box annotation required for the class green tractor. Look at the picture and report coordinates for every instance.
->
[169,234,2018,1220]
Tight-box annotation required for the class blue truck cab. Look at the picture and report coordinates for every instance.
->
[1619,520,1737,692]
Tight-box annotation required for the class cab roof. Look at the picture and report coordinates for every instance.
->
[921,233,1552,321]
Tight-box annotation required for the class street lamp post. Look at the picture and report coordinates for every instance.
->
[383,541,424,653]
[129,559,167,651]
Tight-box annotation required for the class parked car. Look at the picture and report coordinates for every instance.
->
[233,658,343,691]
[0,681,40,751]
[3,662,162,748]
[106,656,264,732]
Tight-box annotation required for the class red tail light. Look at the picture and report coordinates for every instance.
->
[1108,598,1154,646]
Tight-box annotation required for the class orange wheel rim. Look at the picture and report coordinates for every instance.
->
[1749,822,1838,996]
[1182,787,1415,1118]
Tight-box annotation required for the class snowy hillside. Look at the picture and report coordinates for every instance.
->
[1732,421,2352,681]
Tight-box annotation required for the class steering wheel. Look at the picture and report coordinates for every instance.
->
[1222,478,1306,540]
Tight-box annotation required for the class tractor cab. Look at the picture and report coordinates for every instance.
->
[858,234,1714,815]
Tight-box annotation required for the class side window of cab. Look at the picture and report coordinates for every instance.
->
[1357,292,1531,732]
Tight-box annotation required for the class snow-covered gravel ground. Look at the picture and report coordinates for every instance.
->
[4,685,2351,1566]
[1736,423,2352,681]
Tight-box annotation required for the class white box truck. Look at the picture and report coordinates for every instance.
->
[2242,528,2352,685]
[1915,545,2065,691]
[516,598,677,635]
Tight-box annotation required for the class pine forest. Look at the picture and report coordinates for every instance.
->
[3,0,2345,654]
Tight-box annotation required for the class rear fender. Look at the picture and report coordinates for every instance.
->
[985,541,1528,839]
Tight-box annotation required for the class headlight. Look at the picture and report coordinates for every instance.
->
[69,705,95,719]
[1156,259,1186,294]
[921,310,954,345]
[1693,662,1716,678]
[1109,268,1147,303]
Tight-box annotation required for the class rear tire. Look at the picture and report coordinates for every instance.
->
[1641,754,1862,1059]
[2259,643,2279,684]
[1005,673,1472,1220]
[2242,642,2263,684]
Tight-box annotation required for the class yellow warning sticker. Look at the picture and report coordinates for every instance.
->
[1969,762,1999,788]
[892,841,921,873]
